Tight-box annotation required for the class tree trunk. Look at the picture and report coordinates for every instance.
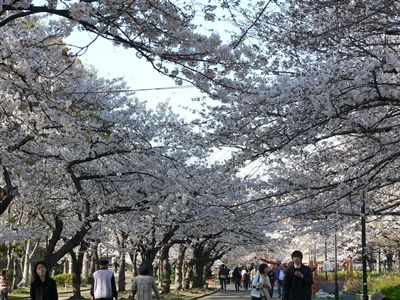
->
[117,252,126,292]
[140,248,158,274]
[11,255,22,290]
[160,246,171,294]
[0,167,17,216]
[90,245,99,276]
[175,245,186,291]
[82,252,89,284]
[397,250,400,272]
[129,251,138,276]
[191,258,206,289]
[183,264,193,291]
[115,231,128,292]
[18,239,38,287]
[69,243,88,299]
[376,250,381,273]
[6,242,12,273]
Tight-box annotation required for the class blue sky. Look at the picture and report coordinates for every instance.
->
[65,29,205,115]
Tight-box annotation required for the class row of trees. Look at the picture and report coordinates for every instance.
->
[0,5,274,297]
[2,0,400,297]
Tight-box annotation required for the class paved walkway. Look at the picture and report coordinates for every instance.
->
[13,282,282,300]
[198,283,281,300]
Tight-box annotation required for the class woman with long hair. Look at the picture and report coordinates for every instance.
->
[30,261,58,300]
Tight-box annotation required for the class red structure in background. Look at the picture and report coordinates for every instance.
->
[308,261,320,294]
[260,259,279,265]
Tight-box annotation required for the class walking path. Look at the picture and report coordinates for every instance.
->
[197,283,281,300]
[13,281,282,300]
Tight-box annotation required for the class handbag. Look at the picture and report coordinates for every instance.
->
[250,274,262,299]
[251,287,261,298]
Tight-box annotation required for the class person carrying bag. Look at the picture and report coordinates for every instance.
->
[250,263,271,300]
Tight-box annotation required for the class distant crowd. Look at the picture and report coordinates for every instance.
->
[215,261,286,298]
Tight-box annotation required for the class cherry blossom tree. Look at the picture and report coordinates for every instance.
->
[0,13,217,293]
[4,0,400,287]
[196,1,400,245]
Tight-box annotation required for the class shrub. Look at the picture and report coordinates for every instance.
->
[343,273,400,297]
[53,273,73,286]
[316,270,347,281]
[381,284,400,299]
[344,277,363,294]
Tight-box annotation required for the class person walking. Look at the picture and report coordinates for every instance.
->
[90,258,118,300]
[30,261,58,300]
[283,250,313,300]
[267,266,275,298]
[218,264,229,291]
[241,268,250,290]
[130,262,160,300]
[232,267,242,291]
[251,263,271,300]
[275,263,286,298]
[0,270,9,300]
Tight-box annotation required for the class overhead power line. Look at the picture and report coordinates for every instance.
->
[61,85,197,95]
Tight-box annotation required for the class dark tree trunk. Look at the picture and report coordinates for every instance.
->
[191,257,206,288]
[69,242,88,299]
[117,252,127,292]
[189,238,228,289]
[0,167,17,216]
[115,231,128,292]
[160,246,171,294]
[140,248,158,274]
[183,264,193,291]
[175,245,186,290]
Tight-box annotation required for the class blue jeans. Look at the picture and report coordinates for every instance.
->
[277,280,283,297]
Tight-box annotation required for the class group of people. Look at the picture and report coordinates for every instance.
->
[0,249,312,300]
[0,258,161,300]
[218,250,314,300]
[90,258,161,300]
[245,250,313,300]
[251,250,313,300]
[231,266,251,291]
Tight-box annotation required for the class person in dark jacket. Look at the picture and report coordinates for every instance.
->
[267,267,276,298]
[283,250,313,300]
[30,261,58,300]
[232,267,242,291]
[218,264,229,291]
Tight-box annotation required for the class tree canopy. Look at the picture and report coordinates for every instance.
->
[1,0,400,290]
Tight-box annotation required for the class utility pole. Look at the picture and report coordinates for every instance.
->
[325,240,328,280]
[361,189,368,300]
[334,234,339,300]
